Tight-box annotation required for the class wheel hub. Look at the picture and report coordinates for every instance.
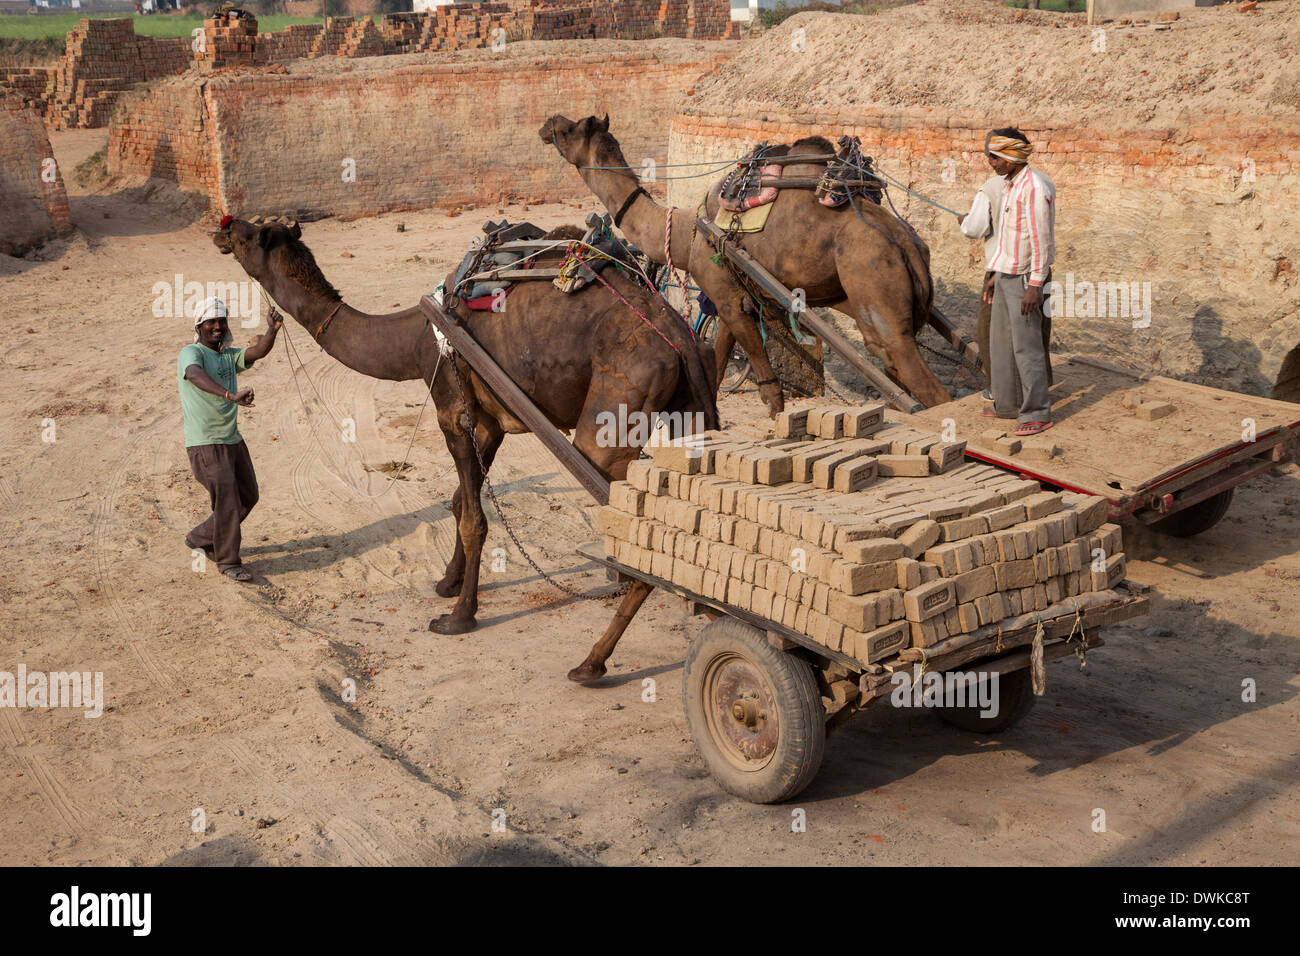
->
[706,654,779,768]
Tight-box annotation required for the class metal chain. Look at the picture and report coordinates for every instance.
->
[446,351,626,602]
[919,337,985,376]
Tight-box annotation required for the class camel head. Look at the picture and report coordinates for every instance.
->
[212,216,341,313]
[539,114,624,173]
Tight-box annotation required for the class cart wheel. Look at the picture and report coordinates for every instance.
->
[1151,488,1234,538]
[935,667,1036,734]
[682,618,825,804]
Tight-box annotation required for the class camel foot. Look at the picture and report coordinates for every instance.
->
[429,613,477,634]
[434,577,463,598]
[567,661,607,684]
[759,384,785,418]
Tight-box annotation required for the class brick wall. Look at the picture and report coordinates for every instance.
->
[667,107,1300,399]
[107,43,735,221]
[0,95,73,256]
[2,4,738,129]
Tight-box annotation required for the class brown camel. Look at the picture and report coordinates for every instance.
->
[540,114,953,415]
[213,217,717,636]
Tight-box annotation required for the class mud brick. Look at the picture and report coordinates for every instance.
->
[634,519,653,548]
[969,534,999,564]
[923,541,964,576]
[663,529,680,555]
[749,586,772,618]
[878,510,927,535]
[1048,546,1065,577]
[785,570,807,601]
[1040,513,1068,548]
[922,500,970,523]
[961,491,1006,516]
[732,519,760,552]
[669,500,702,533]
[844,403,887,437]
[956,602,981,634]
[732,579,753,609]
[791,444,845,482]
[740,553,760,583]
[909,616,949,648]
[1020,439,1062,462]
[953,565,998,603]
[1033,552,1051,580]
[1064,539,1089,572]
[974,592,1006,626]
[651,524,667,552]
[903,578,956,622]
[928,440,967,473]
[664,471,681,499]
[850,619,909,663]
[877,454,931,477]
[650,497,669,525]
[1097,523,1124,555]
[831,559,900,596]
[811,407,846,439]
[833,455,879,493]
[652,551,673,579]
[799,576,817,607]
[775,407,810,439]
[1033,583,1049,611]
[793,603,809,633]
[1090,553,1126,591]
[769,594,786,623]
[811,450,861,489]
[1021,491,1064,520]
[695,510,718,541]
[1011,527,1035,560]
[942,605,962,636]
[1000,589,1019,616]
[1065,493,1109,535]
[984,503,1027,532]
[624,458,652,492]
[1056,510,1078,541]
[841,538,906,564]
[938,514,990,541]
[898,519,942,558]
[999,480,1042,503]
[717,514,738,545]
[994,559,1037,590]
[596,508,632,539]
[1136,400,1174,421]
[896,558,924,590]
[1044,576,1065,604]
[719,483,747,514]
[740,449,793,485]
[645,466,673,496]
[810,580,829,614]
[638,547,655,575]
[829,588,893,631]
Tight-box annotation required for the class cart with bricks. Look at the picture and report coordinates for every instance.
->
[583,405,1150,803]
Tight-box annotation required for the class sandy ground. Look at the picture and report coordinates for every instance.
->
[0,128,1296,867]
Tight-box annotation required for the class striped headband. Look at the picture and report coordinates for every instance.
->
[986,132,1033,163]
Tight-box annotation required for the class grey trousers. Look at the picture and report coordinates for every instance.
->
[979,269,1052,387]
[989,272,1052,425]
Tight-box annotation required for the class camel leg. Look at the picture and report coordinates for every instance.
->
[691,242,785,417]
[712,319,735,390]
[840,277,952,408]
[568,579,654,684]
[435,486,466,597]
[429,420,504,635]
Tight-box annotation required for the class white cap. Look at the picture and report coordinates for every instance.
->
[192,296,229,326]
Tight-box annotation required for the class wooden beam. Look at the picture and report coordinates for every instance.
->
[927,305,982,367]
[696,218,924,413]
[419,295,612,505]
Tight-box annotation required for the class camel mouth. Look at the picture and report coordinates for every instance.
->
[212,230,234,255]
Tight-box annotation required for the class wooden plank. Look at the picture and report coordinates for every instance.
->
[419,295,612,505]
[697,217,925,414]
[927,305,982,367]
[462,268,562,283]
[575,541,866,673]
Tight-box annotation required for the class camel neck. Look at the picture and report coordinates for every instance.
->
[579,163,675,267]
[289,297,429,382]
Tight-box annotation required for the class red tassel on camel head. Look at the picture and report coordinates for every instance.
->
[219,214,233,229]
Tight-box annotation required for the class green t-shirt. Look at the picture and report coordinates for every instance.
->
[177,343,248,447]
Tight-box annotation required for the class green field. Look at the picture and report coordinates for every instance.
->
[0,12,323,40]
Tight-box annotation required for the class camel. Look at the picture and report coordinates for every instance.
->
[213,217,718,635]
[540,114,953,415]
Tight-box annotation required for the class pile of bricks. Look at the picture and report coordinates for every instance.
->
[196,13,259,71]
[259,23,326,63]
[339,18,387,58]
[596,404,1127,666]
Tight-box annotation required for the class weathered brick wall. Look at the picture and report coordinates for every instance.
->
[108,42,735,221]
[0,95,73,256]
[668,107,1300,399]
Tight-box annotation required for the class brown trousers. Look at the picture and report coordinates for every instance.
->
[187,440,259,570]
[977,270,1053,386]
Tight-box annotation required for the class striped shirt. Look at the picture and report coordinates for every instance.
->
[987,164,1055,287]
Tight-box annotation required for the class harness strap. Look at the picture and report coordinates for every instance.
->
[613,186,648,229]
[314,301,344,342]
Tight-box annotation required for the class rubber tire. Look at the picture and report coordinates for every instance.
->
[935,667,1037,734]
[1150,488,1234,538]
[682,618,825,804]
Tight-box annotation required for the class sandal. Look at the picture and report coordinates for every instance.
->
[221,566,253,582]
[1014,421,1054,437]
[980,406,996,417]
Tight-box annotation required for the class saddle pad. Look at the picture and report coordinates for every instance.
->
[698,194,775,234]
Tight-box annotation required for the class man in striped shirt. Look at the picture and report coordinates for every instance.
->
[981,127,1056,436]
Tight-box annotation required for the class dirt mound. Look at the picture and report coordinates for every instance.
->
[686,1,1299,126]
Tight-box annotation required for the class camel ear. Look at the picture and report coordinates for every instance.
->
[289,221,302,240]
[598,114,609,132]
[256,226,274,250]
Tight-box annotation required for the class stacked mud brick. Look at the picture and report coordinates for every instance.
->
[379,13,428,55]
[597,405,1127,666]
[195,14,259,71]
[339,18,388,58]
[259,24,326,63]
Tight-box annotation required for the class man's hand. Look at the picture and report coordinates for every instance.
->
[982,273,996,305]
[232,388,255,407]
[1022,284,1043,315]
[267,307,283,330]
[956,213,966,227]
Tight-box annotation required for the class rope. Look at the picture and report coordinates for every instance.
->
[664,207,691,326]
[261,288,448,499]
[579,245,685,359]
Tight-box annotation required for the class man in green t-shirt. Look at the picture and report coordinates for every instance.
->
[178,296,282,581]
